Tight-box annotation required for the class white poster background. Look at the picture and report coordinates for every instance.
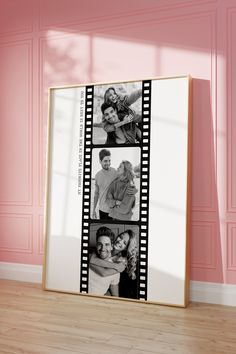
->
[148,77,189,305]
[45,87,85,292]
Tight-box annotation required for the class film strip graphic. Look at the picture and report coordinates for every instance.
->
[138,80,151,301]
[80,86,93,293]
[79,81,152,300]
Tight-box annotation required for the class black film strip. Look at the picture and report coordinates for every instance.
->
[138,80,152,301]
[80,86,93,293]
[79,81,151,301]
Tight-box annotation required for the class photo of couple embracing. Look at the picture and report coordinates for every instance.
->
[91,147,140,222]
[88,224,139,299]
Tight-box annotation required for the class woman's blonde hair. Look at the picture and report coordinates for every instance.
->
[120,160,135,183]
[104,87,119,104]
[120,229,138,280]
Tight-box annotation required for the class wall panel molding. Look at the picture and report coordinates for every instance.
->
[39,0,217,32]
[191,221,216,269]
[189,12,217,212]
[227,223,236,271]
[227,8,236,212]
[38,36,50,207]
[38,214,45,255]
[87,11,217,38]
[0,3,33,38]
[0,39,33,207]
[0,214,33,254]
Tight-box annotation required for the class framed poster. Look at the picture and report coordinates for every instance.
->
[43,75,192,307]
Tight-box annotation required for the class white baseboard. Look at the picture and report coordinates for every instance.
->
[0,262,236,306]
[0,262,42,283]
[190,280,236,307]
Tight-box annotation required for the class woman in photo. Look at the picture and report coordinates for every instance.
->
[89,229,138,299]
[105,160,136,221]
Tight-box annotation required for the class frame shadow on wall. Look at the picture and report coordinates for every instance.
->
[191,78,223,288]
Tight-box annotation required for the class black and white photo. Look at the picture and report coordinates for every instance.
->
[91,147,140,221]
[93,82,142,145]
[88,223,139,299]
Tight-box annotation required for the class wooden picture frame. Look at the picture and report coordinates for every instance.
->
[43,75,192,307]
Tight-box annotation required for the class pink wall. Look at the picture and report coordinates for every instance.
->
[0,0,235,284]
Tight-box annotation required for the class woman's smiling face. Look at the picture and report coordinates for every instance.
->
[107,89,118,103]
[113,232,130,252]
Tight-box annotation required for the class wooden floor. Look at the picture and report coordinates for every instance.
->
[0,280,236,354]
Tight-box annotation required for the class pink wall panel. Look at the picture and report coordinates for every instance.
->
[191,220,223,283]
[38,215,44,255]
[0,0,236,285]
[192,79,216,211]
[0,0,33,36]
[227,224,236,271]
[0,214,32,253]
[227,10,236,212]
[191,222,216,269]
[92,35,157,82]
[0,41,32,205]
[39,0,192,30]
[41,33,91,87]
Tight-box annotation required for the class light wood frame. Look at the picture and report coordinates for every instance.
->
[43,75,192,307]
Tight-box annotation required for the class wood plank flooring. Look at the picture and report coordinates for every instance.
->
[0,280,236,354]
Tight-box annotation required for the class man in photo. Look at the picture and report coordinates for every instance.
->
[92,149,117,220]
[101,102,141,144]
[88,226,120,296]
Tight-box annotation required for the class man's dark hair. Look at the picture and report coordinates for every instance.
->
[96,226,115,243]
[101,102,117,115]
[99,149,110,162]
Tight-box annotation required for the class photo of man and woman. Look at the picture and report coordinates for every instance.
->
[84,80,142,301]
[88,223,139,299]
[91,147,140,221]
[92,81,142,145]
